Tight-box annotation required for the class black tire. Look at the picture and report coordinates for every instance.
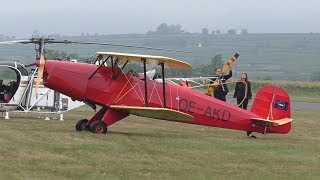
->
[75,119,89,131]
[90,121,107,134]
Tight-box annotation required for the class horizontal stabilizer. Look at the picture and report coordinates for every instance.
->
[110,105,194,121]
[251,117,293,126]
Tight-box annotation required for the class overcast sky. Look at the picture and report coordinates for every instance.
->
[0,0,319,37]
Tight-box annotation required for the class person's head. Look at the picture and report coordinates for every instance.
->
[215,68,222,76]
[127,70,134,75]
[241,72,248,82]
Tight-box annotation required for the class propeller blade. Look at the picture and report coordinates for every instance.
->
[35,54,45,96]
[206,79,220,96]
[222,53,239,74]
[52,40,192,53]
[0,40,31,45]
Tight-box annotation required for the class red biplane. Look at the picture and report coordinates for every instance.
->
[35,51,293,137]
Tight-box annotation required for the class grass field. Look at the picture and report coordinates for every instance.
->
[0,106,319,179]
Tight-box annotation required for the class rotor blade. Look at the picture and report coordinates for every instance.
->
[35,54,45,96]
[51,40,192,53]
[0,40,31,45]
[0,38,192,53]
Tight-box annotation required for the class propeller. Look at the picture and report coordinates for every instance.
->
[33,37,46,96]
[34,54,45,96]
[222,53,239,74]
[206,53,240,96]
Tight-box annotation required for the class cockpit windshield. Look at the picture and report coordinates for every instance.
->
[0,66,20,103]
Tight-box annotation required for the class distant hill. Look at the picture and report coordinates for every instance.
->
[1,33,320,81]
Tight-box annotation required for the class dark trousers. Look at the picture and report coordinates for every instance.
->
[237,98,249,110]
[214,94,226,102]
[0,93,5,103]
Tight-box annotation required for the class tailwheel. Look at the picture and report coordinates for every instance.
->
[75,119,89,131]
[90,121,107,134]
[247,131,256,138]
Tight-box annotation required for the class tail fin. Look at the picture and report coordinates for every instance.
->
[251,86,291,133]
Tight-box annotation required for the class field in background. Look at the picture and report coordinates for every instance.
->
[196,80,320,103]
[0,107,319,179]
[251,81,320,103]
[1,33,320,81]
[241,80,320,103]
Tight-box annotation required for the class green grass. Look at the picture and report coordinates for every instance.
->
[0,107,319,179]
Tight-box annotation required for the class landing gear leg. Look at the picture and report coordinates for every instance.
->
[247,131,256,138]
[77,106,128,134]
[5,111,9,119]
[74,107,108,133]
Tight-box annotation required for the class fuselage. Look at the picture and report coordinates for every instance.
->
[41,60,289,134]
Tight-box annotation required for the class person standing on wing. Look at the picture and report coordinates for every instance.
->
[233,72,252,109]
[211,68,232,102]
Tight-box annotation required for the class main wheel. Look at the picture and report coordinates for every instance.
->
[75,119,89,131]
[90,121,107,134]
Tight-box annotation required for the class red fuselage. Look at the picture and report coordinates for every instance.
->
[41,60,291,134]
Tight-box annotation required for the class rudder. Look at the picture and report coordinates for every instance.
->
[251,85,291,134]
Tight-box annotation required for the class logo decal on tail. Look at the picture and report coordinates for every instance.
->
[274,100,288,111]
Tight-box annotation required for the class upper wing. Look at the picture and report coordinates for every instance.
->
[110,105,194,121]
[97,52,191,69]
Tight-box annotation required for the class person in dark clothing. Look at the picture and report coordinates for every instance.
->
[211,68,232,102]
[233,72,252,110]
[0,79,6,102]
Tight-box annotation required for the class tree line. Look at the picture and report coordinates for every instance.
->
[147,23,248,35]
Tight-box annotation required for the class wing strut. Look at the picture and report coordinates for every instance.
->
[111,56,115,79]
[89,55,110,79]
[160,63,166,107]
[142,58,148,107]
